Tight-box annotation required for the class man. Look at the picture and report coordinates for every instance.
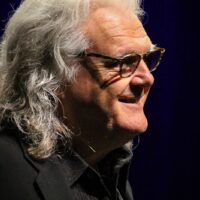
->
[0,0,165,199]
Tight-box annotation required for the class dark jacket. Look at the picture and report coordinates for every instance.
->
[0,128,133,200]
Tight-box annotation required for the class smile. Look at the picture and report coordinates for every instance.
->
[117,86,144,104]
[117,96,137,103]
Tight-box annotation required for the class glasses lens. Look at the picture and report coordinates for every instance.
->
[121,54,140,77]
[143,50,162,72]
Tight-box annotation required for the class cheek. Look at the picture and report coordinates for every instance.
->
[70,68,129,122]
[70,68,99,103]
[74,68,117,106]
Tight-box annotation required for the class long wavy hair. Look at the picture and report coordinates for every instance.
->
[0,0,144,159]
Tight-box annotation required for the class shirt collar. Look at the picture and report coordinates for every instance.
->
[61,144,133,187]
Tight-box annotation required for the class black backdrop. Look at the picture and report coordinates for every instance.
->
[0,1,199,200]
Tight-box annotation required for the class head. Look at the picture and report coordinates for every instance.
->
[0,0,164,159]
[60,5,158,158]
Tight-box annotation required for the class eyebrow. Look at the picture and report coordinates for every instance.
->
[117,43,157,58]
[79,43,158,61]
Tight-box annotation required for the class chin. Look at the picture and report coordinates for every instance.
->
[114,110,148,135]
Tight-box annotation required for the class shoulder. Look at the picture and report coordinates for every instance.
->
[0,127,24,163]
[0,127,37,173]
[0,127,43,199]
[0,127,41,172]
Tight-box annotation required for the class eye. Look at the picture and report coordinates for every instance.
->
[120,54,141,77]
[143,50,161,71]
[104,59,119,68]
[122,54,140,66]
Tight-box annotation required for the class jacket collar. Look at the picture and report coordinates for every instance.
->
[19,136,133,200]
[61,151,89,186]
[35,157,74,200]
[19,140,74,200]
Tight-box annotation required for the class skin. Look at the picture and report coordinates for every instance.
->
[60,6,154,166]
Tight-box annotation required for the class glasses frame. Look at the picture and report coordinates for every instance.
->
[79,47,165,75]
[78,47,165,88]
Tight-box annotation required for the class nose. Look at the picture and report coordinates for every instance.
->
[129,60,154,87]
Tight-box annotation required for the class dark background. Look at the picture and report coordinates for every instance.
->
[0,1,199,200]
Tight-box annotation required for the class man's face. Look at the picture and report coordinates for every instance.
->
[63,7,154,147]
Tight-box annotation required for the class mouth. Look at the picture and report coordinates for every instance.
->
[117,86,144,104]
[117,96,137,103]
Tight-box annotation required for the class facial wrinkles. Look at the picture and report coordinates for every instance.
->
[106,21,151,55]
[84,7,152,96]
[85,7,152,56]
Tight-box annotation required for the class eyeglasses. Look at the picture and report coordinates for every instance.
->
[78,47,165,87]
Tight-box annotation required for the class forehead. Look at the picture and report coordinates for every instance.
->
[84,7,152,56]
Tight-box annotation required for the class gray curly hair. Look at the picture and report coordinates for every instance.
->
[0,0,144,159]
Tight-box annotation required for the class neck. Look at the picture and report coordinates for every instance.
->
[72,135,111,167]
[72,131,134,168]
[67,115,135,167]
